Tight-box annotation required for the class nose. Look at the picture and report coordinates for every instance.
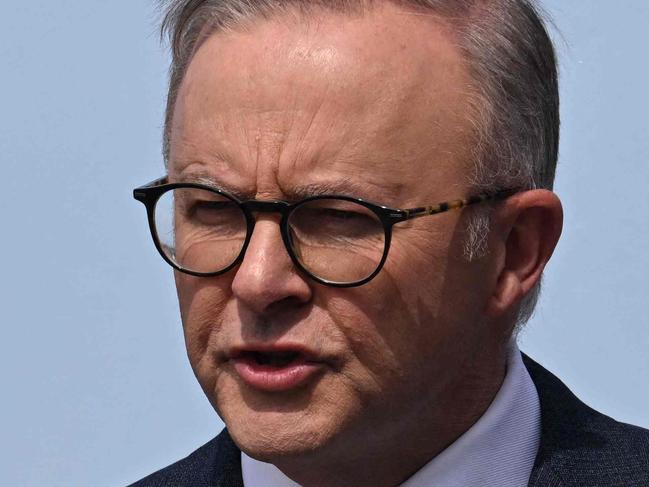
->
[231,215,313,315]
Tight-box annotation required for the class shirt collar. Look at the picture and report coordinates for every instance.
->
[242,343,540,487]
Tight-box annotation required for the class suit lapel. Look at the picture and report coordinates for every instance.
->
[211,430,245,487]
[523,353,604,487]
[524,353,573,486]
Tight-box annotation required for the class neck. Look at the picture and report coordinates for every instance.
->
[275,344,509,487]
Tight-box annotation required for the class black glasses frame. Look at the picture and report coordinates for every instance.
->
[133,176,516,287]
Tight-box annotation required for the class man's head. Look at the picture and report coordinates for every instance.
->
[162,0,561,325]
[156,0,562,484]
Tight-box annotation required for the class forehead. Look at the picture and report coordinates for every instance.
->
[170,3,477,203]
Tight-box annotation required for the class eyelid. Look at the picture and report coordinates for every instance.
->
[197,200,237,207]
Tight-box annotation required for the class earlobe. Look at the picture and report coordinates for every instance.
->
[485,190,563,319]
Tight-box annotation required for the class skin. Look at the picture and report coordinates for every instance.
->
[168,4,563,487]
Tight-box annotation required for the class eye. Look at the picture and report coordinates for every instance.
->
[290,199,383,241]
[316,208,372,221]
[190,200,240,225]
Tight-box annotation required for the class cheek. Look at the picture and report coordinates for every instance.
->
[340,220,489,383]
[175,273,231,372]
[324,275,440,397]
[385,216,488,319]
[382,225,455,320]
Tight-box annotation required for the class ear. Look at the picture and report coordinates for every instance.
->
[485,189,563,319]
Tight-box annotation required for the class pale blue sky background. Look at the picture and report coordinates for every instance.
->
[1,1,647,486]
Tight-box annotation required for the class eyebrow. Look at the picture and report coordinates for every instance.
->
[174,170,403,205]
[286,181,402,204]
[174,171,251,200]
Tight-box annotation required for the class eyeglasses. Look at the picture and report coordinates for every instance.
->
[133,177,516,287]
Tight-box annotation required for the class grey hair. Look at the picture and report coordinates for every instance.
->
[158,0,559,327]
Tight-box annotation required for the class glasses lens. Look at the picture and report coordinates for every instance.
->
[288,198,386,284]
[154,188,247,274]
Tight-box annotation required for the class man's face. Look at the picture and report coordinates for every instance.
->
[170,4,501,464]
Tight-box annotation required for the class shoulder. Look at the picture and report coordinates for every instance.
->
[128,429,243,487]
[523,354,649,486]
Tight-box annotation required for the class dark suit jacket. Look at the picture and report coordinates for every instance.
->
[130,355,649,486]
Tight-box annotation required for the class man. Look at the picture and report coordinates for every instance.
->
[131,0,649,485]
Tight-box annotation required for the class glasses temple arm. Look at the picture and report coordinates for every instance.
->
[403,190,518,220]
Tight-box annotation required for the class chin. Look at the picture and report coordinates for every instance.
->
[214,373,357,462]
[232,418,329,462]
[224,404,342,463]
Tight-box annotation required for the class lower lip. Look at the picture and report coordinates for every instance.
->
[232,357,324,392]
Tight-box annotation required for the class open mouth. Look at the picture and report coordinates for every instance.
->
[230,347,325,392]
[239,350,304,368]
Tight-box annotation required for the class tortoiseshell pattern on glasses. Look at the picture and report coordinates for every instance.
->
[404,193,515,219]
[133,177,517,287]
